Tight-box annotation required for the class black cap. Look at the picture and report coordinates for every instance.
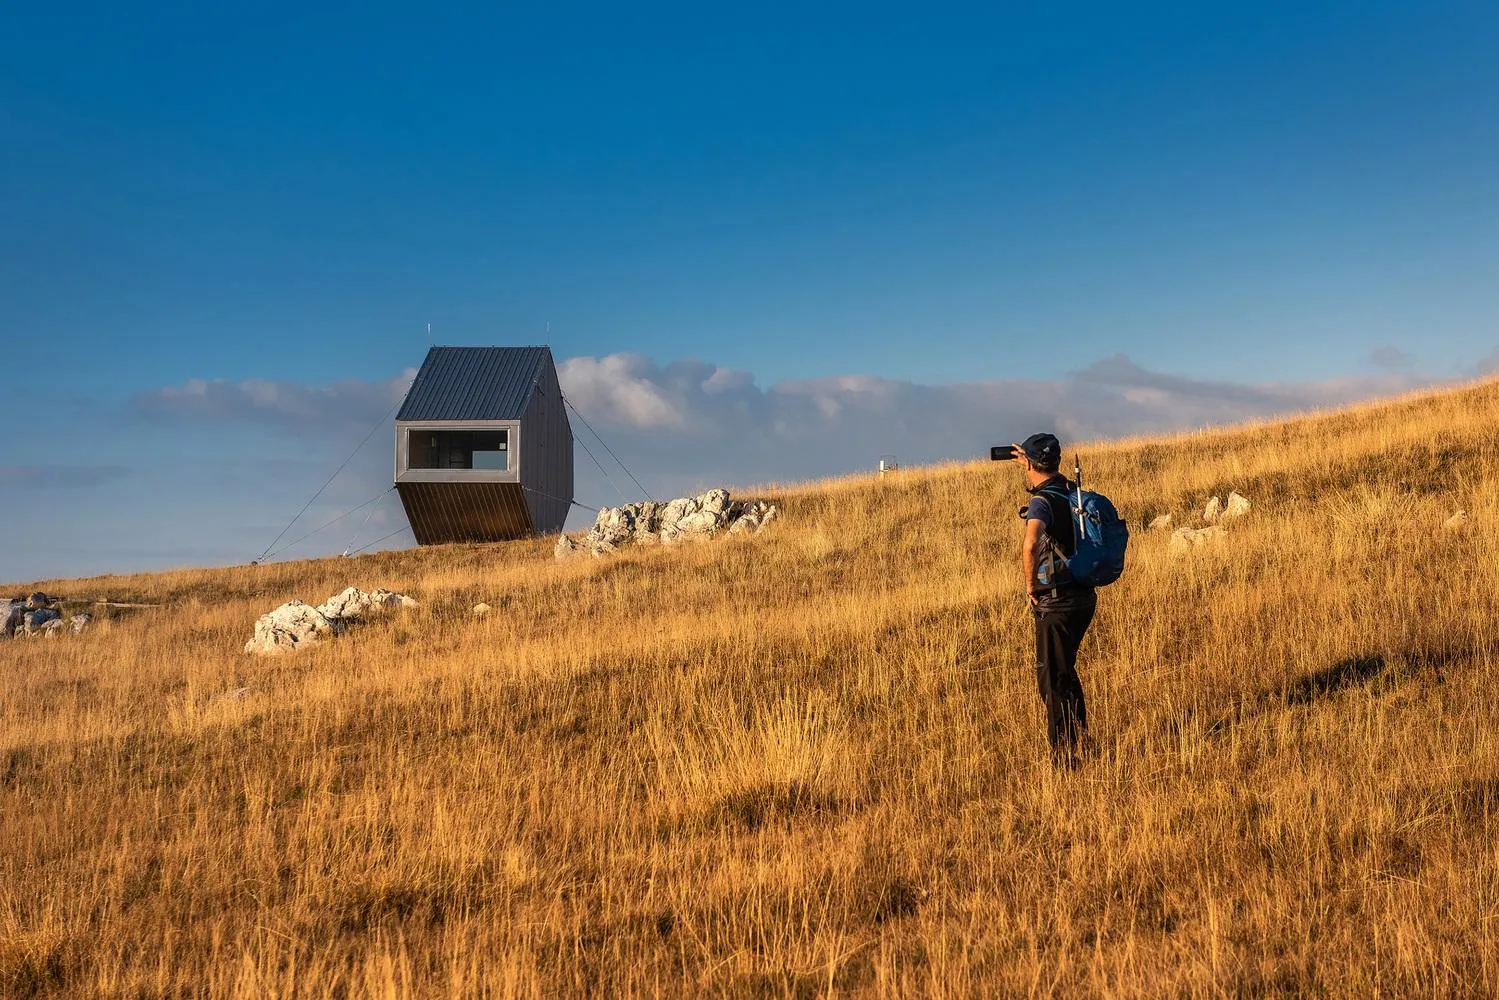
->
[1020,433,1061,470]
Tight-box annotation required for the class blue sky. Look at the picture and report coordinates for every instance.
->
[3,2,1497,581]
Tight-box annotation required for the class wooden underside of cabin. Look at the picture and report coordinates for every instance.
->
[396,482,535,545]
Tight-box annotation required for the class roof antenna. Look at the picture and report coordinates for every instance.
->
[427,322,432,343]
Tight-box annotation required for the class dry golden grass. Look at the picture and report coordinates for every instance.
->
[4,379,1499,998]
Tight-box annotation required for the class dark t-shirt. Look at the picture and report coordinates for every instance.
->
[1023,476,1086,591]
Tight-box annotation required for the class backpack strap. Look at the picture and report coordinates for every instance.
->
[1033,486,1078,548]
[1028,486,1075,591]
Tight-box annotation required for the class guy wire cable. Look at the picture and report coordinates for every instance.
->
[522,484,601,514]
[345,525,412,558]
[342,487,392,557]
[262,489,393,562]
[562,394,656,501]
[572,428,629,504]
[255,385,410,563]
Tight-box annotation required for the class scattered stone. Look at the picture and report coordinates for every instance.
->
[2,598,96,641]
[318,586,418,620]
[1202,496,1223,523]
[558,489,779,559]
[244,600,345,655]
[223,687,252,701]
[1148,513,1173,531]
[1,602,21,639]
[23,608,61,634]
[1224,492,1252,520]
[728,500,779,536]
[1169,525,1226,553]
[1445,510,1469,531]
[472,603,492,618]
[244,586,418,655]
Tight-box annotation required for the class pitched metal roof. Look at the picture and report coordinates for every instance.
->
[396,346,553,421]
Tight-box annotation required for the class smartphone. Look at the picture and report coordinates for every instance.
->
[990,445,1019,462]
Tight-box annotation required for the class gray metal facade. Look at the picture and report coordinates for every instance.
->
[518,356,573,534]
[394,345,573,543]
[395,346,552,422]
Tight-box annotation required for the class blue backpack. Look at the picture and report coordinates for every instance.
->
[1035,485,1130,588]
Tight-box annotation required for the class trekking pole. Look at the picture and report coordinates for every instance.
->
[1073,455,1085,539]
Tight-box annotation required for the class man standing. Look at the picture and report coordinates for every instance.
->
[1014,433,1097,768]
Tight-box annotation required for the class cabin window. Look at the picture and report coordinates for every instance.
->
[406,429,509,471]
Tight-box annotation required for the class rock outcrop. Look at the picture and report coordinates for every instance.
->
[1169,525,1226,552]
[1154,491,1255,555]
[319,586,418,620]
[1,593,91,639]
[244,600,345,655]
[728,500,779,535]
[557,489,779,559]
[244,586,418,655]
[24,608,61,632]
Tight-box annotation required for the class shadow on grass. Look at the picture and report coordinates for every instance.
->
[709,781,840,832]
[1280,653,1389,707]
[1157,643,1470,748]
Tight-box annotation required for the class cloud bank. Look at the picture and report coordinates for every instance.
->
[130,352,1446,510]
[550,352,1436,496]
[130,369,417,433]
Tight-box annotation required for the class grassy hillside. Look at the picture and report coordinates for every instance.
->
[4,379,1498,998]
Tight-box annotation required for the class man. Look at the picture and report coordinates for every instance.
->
[1013,432,1096,767]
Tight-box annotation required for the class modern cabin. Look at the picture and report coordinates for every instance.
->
[394,345,574,544]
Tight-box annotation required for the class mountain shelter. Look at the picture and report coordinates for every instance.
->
[394,345,574,544]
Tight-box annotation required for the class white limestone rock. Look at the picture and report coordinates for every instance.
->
[3,600,88,639]
[1445,510,1469,531]
[317,586,417,621]
[243,600,344,655]
[728,499,780,535]
[472,603,492,618]
[246,587,416,655]
[23,608,61,634]
[564,488,774,558]
[1224,492,1252,520]
[1148,513,1173,531]
[1169,525,1226,553]
[1202,496,1223,523]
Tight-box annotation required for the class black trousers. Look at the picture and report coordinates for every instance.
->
[1032,588,1097,762]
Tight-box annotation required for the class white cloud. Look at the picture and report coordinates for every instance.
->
[131,369,418,432]
[555,355,687,430]
[119,351,1446,553]
[551,351,1438,502]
